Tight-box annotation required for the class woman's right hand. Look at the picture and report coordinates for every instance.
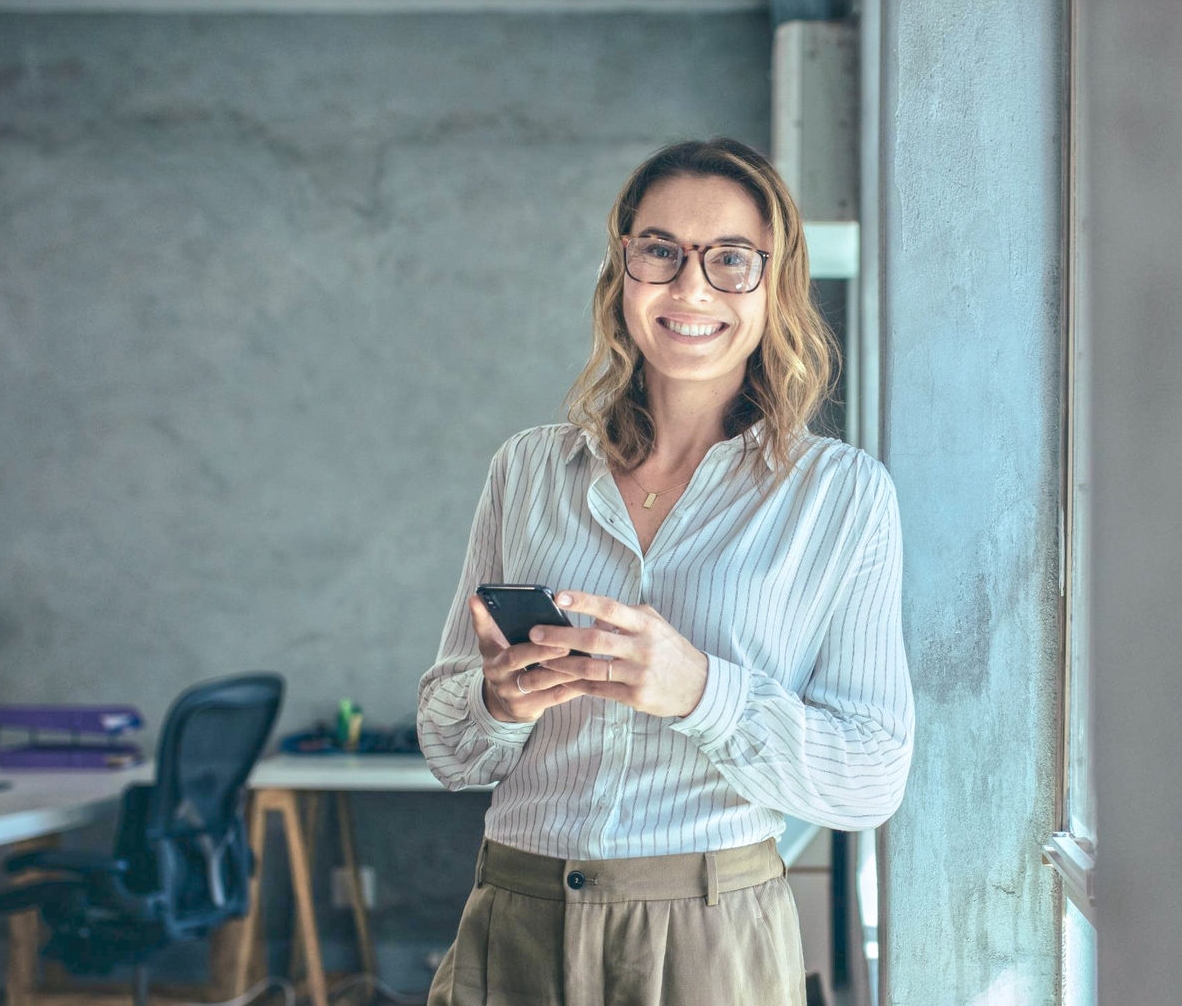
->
[469,595,582,722]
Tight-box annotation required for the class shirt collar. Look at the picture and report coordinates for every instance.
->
[564,422,776,470]
[563,427,605,465]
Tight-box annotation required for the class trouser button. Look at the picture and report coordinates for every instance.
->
[566,870,586,890]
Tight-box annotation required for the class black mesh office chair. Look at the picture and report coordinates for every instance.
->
[0,671,284,1005]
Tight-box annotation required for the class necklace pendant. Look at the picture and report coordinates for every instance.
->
[642,492,658,509]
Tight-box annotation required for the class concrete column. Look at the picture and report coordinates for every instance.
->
[877,2,1065,1002]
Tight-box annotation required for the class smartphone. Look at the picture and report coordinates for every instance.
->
[475,583,577,648]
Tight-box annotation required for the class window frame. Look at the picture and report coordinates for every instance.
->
[1044,0,1096,930]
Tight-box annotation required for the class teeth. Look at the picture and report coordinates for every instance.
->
[664,319,722,337]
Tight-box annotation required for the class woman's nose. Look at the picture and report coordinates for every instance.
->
[670,253,713,301]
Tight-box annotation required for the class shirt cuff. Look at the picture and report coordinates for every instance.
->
[465,668,537,746]
[671,654,748,750]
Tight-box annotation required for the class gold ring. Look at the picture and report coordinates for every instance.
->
[515,673,531,695]
[606,659,613,683]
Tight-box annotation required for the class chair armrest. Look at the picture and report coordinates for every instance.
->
[5,849,129,878]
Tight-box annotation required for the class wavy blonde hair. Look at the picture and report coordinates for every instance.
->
[566,137,837,480]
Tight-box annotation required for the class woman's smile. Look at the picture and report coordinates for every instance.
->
[657,315,728,339]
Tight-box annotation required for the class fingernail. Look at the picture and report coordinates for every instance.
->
[530,627,545,642]
[557,592,573,606]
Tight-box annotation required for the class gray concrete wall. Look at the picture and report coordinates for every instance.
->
[1084,1,1182,1002]
[0,10,770,746]
[877,2,1064,1002]
[0,10,771,984]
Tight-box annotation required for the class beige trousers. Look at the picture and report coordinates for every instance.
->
[427,838,806,1006]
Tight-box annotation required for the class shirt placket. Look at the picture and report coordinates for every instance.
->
[585,470,643,854]
[579,448,736,853]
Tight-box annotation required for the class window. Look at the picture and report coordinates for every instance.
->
[1044,1,1096,1000]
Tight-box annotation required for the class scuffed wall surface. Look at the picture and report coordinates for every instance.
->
[0,11,770,741]
[0,10,771,977]
[877,2,1063,1002]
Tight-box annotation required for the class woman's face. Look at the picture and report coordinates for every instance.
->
[622,173,770,400]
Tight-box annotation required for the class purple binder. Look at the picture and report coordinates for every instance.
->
[0,704,145,770]
[0,705,142,735]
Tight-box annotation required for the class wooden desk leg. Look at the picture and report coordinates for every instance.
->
[212,791,270,1000]
[7,906,41,1006]
[335,791,378,978]
[216,789,328,1006]
[4,835,57,1006]
[287,791,322,985]
[269,788,329,1006]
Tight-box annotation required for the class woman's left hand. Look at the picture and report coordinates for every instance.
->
[529,589,709,718]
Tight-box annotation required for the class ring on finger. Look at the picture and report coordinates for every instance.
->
[515,672,531,696]
[606,659,613,683]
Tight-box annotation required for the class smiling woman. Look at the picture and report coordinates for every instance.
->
[417,138,914,1006]
[571,138,835,485]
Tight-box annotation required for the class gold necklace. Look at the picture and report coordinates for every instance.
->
[626,469,692,509]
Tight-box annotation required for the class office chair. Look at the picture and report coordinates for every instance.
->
[0,671,284,1005]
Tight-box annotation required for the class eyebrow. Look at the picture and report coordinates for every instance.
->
[636,226,758,248]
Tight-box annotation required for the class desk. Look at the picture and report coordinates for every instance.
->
[0,763,154,848]
[228,754,484,1006]
[0,763,155,1006]
[7,758,818,1006]
[251,753,449,793]
[1,756,464,1006]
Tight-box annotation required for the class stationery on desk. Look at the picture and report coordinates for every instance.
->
[278,698,420,757]
[0,704,145,770]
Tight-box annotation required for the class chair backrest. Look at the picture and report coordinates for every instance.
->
[145,672,283,936]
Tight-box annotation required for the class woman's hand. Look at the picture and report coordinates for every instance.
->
[469,595,583,723]
[530,589,709,718]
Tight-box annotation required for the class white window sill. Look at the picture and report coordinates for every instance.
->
[1043,831,1096,926]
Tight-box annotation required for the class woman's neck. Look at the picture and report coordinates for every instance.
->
[639,373,740,475]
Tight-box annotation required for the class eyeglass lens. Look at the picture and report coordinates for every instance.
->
[624,237,764,293]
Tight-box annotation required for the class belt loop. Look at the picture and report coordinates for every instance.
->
[764,836,786,877]
[705,852,719,907]
[475,840,488,888]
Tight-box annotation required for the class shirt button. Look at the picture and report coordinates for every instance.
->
[567,871,586,890]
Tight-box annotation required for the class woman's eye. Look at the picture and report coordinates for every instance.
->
[641,241,678,261]
[715,248,753,269]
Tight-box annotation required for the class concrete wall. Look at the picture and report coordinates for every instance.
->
[877,2,1064,1003]
[0,9,772,984]
[1084,2,1182,1002]
[0,10,770,748]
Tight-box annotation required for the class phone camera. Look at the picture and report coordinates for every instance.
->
[484,596,499,610]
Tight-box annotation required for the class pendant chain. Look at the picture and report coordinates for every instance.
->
[625,469,693,510]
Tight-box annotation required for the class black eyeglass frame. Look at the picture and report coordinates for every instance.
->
[621,236,771,294]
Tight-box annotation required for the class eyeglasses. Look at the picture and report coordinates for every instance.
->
[622,236,770,294]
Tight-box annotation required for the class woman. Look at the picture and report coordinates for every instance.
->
[417,137,913,1005]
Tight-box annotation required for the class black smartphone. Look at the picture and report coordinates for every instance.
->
[475,583,576,647]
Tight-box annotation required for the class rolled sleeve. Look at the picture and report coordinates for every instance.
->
[672,655,750,750]
[465,669,537,747]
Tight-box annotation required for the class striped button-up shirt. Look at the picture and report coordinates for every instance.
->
[417,423,913,859]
